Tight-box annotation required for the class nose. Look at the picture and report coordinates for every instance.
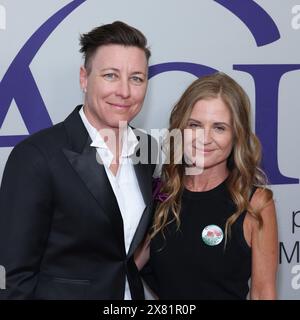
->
[116,78,130,99]
[203,128,213,144]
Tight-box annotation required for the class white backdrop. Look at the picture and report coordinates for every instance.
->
[0,0,299,299]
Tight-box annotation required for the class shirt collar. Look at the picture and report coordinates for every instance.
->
[121,126,139,158]
[79,106,139,158]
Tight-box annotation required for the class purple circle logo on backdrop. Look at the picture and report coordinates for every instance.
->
[149,0,281,80]
[0,0,280,147]
[1,0,297,185]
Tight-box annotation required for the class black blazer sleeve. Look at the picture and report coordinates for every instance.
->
[0,141,53,299]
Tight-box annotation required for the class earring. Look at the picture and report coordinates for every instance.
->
[83,88,87,93]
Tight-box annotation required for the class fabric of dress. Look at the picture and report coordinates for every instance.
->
[148,180,253,300]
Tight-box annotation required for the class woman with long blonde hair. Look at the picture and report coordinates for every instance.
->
[136,72,278,300]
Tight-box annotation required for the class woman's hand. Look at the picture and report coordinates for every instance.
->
[134,234,151,271]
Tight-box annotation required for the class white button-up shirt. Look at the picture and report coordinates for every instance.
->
[79,107,146,300]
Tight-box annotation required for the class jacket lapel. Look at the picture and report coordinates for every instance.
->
[62,106,124,247]
[127,133,154,257]
[62,109,156,256]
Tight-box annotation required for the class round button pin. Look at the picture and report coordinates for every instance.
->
[202,224,223,246]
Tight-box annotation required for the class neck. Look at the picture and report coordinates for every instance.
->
[83,104,124,136]
[83,104,124,155]
[184,166,229,192]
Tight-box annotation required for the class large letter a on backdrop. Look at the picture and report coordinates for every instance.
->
[0,0,86,147]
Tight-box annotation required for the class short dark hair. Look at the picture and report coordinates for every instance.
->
[79,21,151,72]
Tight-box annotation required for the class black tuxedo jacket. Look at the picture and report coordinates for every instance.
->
[0,105,157,299]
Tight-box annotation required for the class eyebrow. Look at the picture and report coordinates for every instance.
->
[131,71,146,76]
[100,68,146,76]
[188,118,231,127]
[99,67,119,72]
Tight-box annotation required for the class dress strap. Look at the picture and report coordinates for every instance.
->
[249,186,257,201]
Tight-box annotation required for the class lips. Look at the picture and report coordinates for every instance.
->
[192,146,215,153]
[107,102,131,108]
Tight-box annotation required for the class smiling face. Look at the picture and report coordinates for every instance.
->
[80,44,148,130]
[184,97,233,172]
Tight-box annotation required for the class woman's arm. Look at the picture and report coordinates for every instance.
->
[249,189,278,300]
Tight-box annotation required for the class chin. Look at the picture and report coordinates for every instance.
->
[108,122,124,129]
[107,116,128,125]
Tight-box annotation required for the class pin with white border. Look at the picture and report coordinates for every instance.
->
[202,224,223,246]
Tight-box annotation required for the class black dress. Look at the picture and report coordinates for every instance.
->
[148,180,252,300]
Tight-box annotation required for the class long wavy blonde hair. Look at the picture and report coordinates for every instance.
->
[151,72,272,243]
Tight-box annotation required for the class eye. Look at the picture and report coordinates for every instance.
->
[130,75,144,84]
[214,125,226,132]
[103,73,118,81]
[187,122,201,128]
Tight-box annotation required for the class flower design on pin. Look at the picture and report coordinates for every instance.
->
[202,225,224,246]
